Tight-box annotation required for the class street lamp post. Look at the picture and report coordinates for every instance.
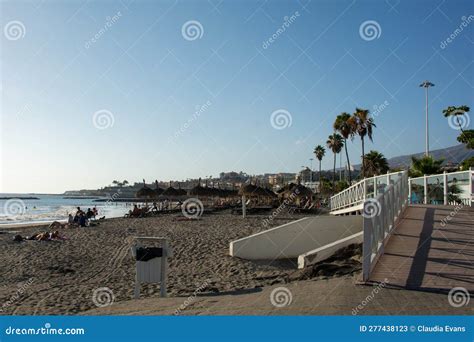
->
[419,80,435,157]
[309,158,314,182]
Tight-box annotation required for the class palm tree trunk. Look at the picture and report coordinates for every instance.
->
[319,160,322,193]
[456,116,465,133]
[361,137,365,178]
[344,138,351,184]
[333,153,336,187]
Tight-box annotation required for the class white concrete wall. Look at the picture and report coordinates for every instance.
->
[297,232,363,269]
[229,216,362,260]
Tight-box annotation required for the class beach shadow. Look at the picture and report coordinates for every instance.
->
[197,287,263,297]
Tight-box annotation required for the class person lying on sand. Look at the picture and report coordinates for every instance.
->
[14,230,66,242]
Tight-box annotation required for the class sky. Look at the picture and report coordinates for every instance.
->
[1,0,473,193]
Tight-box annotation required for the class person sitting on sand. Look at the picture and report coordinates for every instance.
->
[68,214,74,224]
[130,204,141,217]
[86,208,94,219]
[92,207,98,217]
[78,212,88,227]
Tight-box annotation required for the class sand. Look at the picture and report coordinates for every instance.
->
[0,210,359,315]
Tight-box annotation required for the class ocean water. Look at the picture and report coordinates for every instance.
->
[0,194,131,226]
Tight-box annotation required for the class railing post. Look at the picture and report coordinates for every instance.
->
[373,175,377,197]
[408,177,411,205]
[387,170,390,188]
[362,204,371,281]
[470,168,473,207]
[363,179,367,200]
[443,171,448,206]
[423,174,428,205]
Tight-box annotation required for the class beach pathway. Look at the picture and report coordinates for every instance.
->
[368,204,474,293]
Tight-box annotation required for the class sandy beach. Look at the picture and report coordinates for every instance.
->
[0,210,361,315]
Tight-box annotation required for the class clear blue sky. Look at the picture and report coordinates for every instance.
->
[1,0,473,193]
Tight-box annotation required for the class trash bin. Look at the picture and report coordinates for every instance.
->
[130,237,171,299]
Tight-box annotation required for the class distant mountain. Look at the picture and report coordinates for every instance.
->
[387,144,473,168]
[350,144,473,170]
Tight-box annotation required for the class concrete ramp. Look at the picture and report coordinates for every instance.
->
[229,216,362,261]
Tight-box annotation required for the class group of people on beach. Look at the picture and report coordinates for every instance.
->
[68,207,99,227]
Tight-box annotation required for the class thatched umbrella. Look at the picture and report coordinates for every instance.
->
[136,180,155,203]
[162,181,181,199]
[238,183,259,197]
[278,183,313,206]
[255,186,277,198]
[154,180,164,197]
[189,178,213,197]
[175,183,187,197]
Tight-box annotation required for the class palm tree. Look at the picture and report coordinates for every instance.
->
[313,145,326,192]
[443,106,473,149]
[458,130,474,149]
[442,105,469,133]
[326,133,344,186]
[334,112,354,183]
[410,155,444,177]
[349,108,375,178]
[362,150,389,177]
[123,180,129,186]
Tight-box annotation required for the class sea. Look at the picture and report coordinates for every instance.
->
[0,194,131,226]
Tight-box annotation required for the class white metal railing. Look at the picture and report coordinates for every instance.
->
[330,170,405,213]
[362,171,409,281]
[408,169,473,207]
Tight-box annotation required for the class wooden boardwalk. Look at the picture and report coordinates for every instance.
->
[369,204,474,293]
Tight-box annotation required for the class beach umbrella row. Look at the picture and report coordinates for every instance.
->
[136,179,240,199]
[238,183,277,198]
[277,183,313,201]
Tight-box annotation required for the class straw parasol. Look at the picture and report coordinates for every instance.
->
[278,182,313,203]
[161,181,181,198]
[136,179,155,199]
[154,180,164,197]
[175,183,187,197]
[238,183,260,197]
[189,178,214,197]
